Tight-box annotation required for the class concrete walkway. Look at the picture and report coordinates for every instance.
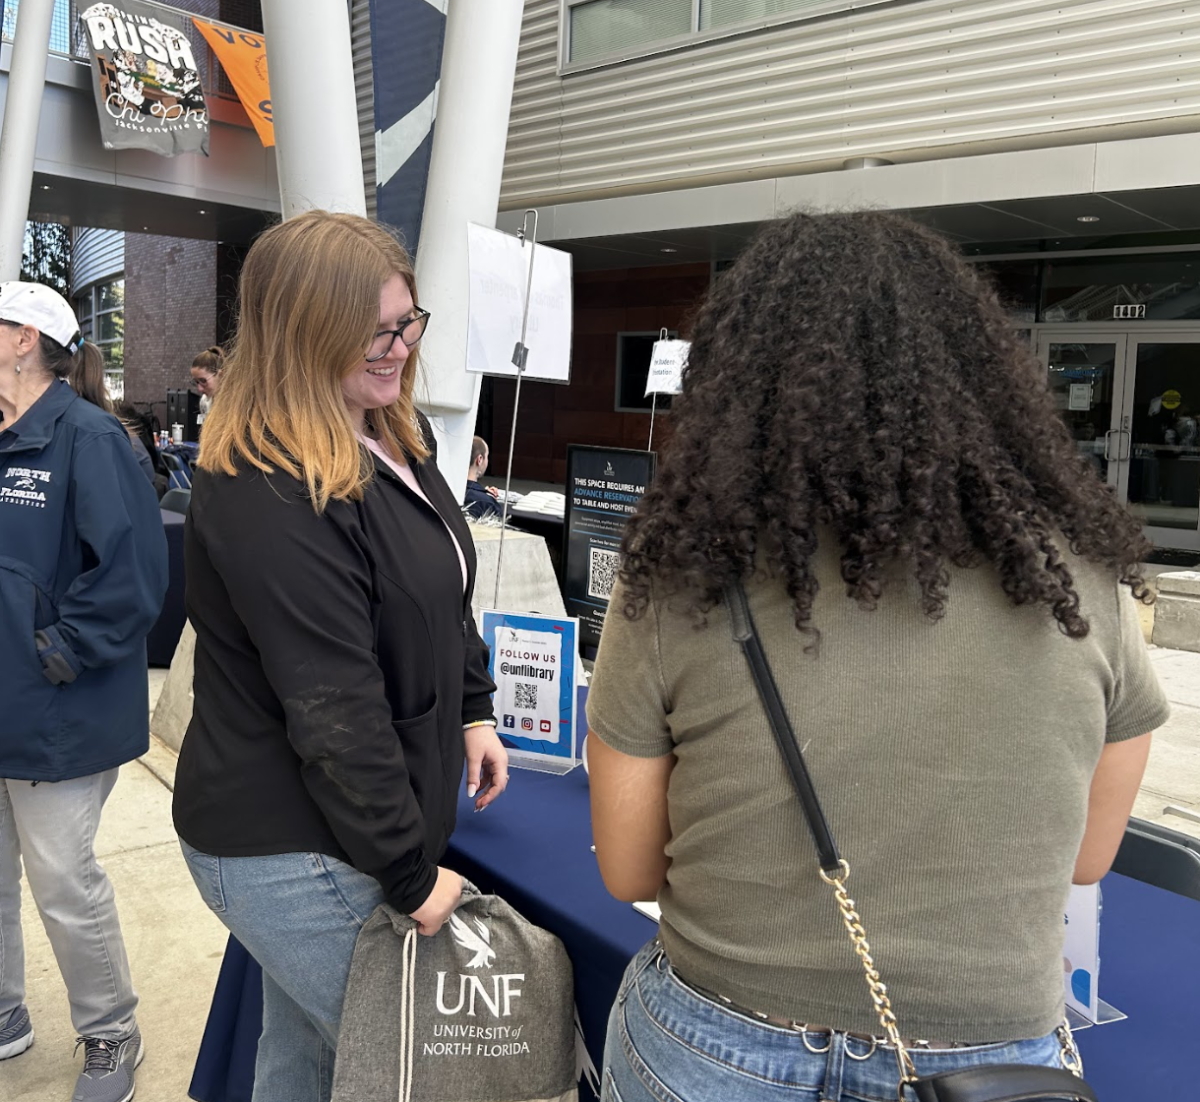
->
[3,634,1199,1102]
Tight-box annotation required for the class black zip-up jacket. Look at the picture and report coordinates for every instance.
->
[172,449,496,913]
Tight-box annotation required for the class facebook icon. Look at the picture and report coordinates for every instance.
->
[502,714,515,729]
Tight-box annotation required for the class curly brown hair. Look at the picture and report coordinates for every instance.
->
[619,210,1150,639]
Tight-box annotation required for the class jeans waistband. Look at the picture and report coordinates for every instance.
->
[662,948,996,1052]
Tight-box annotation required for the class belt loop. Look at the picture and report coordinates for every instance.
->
[820,1030,846,1101]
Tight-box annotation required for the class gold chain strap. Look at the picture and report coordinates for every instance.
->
[819,860,920,1100]
[819,860,1085,1102]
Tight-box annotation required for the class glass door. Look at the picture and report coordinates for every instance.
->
[1038,334,1126,491]
[1125,337,1200,550]
[1038,331,1200,550]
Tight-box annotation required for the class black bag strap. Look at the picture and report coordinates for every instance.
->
[725,579,842,876]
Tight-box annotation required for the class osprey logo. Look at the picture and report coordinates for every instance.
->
[448,913,495,970]
[435,913,526,1018]
[1,467,52,509]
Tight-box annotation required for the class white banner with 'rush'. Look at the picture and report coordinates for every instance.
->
[80,1,209,156]
[645,339,689,396]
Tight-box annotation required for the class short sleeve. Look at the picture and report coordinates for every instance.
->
[586,578,674,758]
[1106,582,1171,742]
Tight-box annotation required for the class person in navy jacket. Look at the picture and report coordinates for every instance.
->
[0,282,166,1102]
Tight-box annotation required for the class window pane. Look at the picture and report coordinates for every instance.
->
[570,0,693,64]
[97,312,122,343]
[98,279,124,311]
[701,0,838,31]
[1041,254,1200,323]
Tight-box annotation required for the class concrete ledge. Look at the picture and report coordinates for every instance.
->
[1151,571,1200,653]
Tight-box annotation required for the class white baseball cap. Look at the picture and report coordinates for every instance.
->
[0,281,83,355]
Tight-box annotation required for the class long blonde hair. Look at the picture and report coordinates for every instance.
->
[199,210,429,512]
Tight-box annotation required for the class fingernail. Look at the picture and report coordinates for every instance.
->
[467,784,477,797]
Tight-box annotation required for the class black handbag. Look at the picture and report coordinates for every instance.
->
[725,580,1099,1102]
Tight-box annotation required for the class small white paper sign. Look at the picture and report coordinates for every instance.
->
[1068,383,1092,411]
[1063,883,1100,1021]
[466,222,573,383]
[645,339,689,397]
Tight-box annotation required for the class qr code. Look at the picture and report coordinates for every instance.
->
[588,548,621,600]
[514,682,538,710]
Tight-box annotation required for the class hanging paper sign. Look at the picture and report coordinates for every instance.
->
[481,611,579,774]
[80,1,209,156]
[192,17,273,147]
[645,339,688,397]
[466,223,573,383]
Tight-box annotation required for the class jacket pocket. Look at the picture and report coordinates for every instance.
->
[391,700,442,822]
[0,558,63,773]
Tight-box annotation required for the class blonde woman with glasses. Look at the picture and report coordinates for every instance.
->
[173,211,507,1102]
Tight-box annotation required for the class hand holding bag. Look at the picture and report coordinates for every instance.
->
[332,881,578,1102]
[725,580,1098,1102]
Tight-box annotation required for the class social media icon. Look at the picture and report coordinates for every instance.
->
[503,714,515,729]
[540,720,552,733]
[521,717,534,731]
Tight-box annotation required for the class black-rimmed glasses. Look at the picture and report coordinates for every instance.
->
[365,308,431,362]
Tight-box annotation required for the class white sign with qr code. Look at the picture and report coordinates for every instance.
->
[588,548,621,600]
[493,627,563,743]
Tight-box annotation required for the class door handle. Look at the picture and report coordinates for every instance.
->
[1103,430,1131,462]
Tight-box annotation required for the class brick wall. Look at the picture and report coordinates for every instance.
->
[487,263,712,484]
[123,234,218,424]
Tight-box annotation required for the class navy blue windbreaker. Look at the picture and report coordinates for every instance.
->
[0,380,168,780]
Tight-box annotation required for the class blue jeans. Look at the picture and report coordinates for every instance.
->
[603,942,1071,1102]
[179,842,385,1102]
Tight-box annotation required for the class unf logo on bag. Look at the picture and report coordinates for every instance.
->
[332,891,579,1102]
[434,914,526,1020]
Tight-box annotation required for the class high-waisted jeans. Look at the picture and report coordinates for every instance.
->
[603,941,1072,1102]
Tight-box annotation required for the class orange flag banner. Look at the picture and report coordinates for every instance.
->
[192,18,274,147]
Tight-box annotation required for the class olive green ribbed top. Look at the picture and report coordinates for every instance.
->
[587,543,1169,1042]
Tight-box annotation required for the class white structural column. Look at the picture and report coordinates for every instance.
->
[260,0,365,219]
[0,0,56,281]
[415,1,524,499]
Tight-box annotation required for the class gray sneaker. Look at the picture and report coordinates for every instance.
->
[72,1026,144,1102]
[0,1003,34,1059]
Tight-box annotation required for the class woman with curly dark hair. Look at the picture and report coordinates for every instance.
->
[585,211,1169,1102]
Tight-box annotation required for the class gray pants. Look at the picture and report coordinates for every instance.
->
[0,771,138,1040]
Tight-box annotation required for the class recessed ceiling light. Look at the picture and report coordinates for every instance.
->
[1077,215,1101,223]
[659,247,678,254]
[39,184,52,191]
[198,208,207,214]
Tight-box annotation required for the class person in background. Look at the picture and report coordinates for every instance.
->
[0,281,167,1102]
[586,211,1169,1102]
[115,402,170,499]
[190,345,224,421]
[66,347,159,490]
[173,211,507,1102]
[463,434,500,518]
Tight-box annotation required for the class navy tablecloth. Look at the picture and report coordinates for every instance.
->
[187,767,1200,1102]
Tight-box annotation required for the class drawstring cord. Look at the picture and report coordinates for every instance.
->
[396,926,417,1102]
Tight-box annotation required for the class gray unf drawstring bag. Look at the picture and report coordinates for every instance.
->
[332,884,579,1102]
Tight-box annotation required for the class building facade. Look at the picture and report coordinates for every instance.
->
[471,0,1200,551]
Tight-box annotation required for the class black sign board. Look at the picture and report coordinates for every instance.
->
[563,445,656,650]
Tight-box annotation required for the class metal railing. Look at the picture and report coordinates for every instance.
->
[3,0,250,101]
